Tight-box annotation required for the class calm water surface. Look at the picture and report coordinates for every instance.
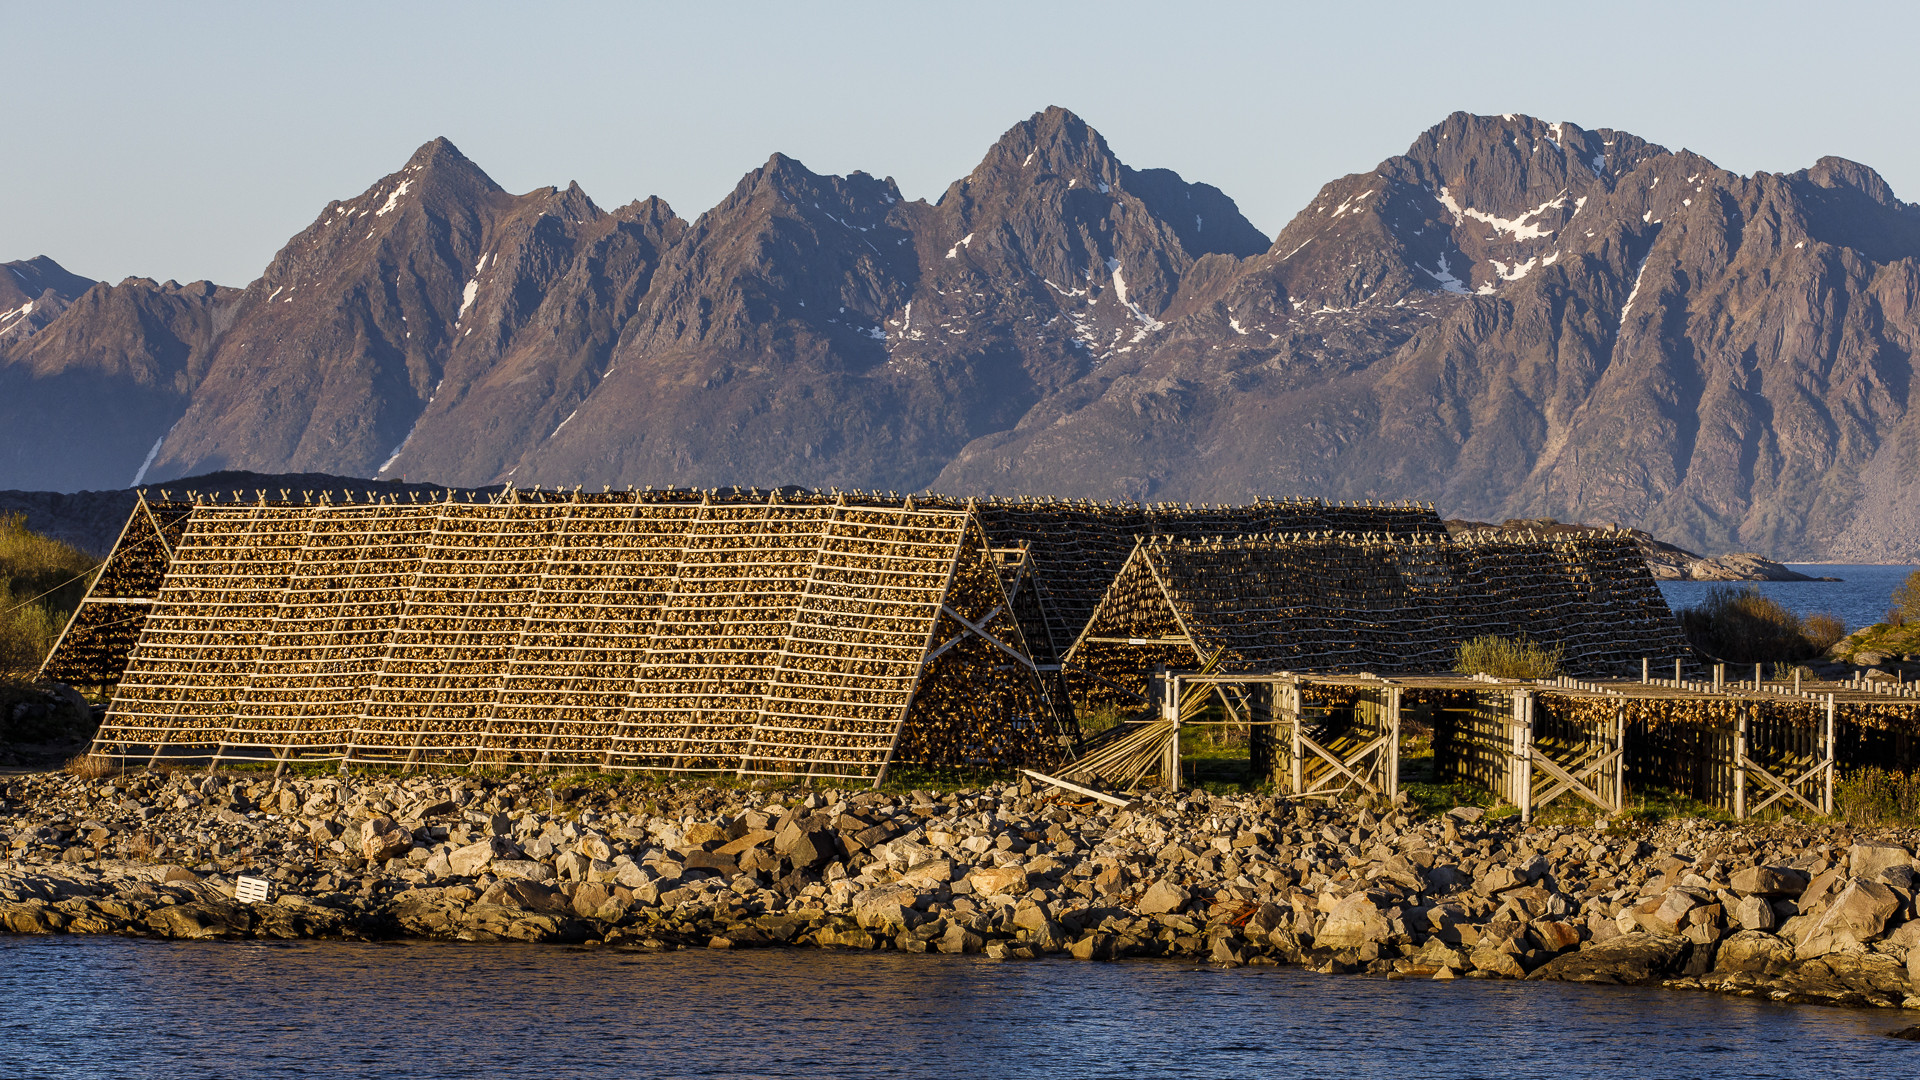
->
[1,937,1914,1078]
[1658,563,1920,633]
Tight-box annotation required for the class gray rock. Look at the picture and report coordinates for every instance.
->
[1138,879,1190,916]
[1528,932,1688,985]
[1713,930,1795,976]
[1849,842,1915,883]
[1734,894,1776,932]
[1797,879,1900,958]
[1728,865,1807,896]
[447,837,516,877]
[1317,892,1391,949]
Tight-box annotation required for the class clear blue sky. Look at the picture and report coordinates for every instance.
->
[6,0,1918,287]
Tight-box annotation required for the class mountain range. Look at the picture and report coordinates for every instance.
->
[4,107,1917,561]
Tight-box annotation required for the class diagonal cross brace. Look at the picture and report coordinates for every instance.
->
[1532,748,1621,813]
[1742,754,1826,816]
[931,605,1034,671]
[1300,732,1388,797]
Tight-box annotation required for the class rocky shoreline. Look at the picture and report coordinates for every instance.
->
[4,770,1919,1010]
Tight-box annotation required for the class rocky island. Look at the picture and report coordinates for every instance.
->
[4,769,1916,1011]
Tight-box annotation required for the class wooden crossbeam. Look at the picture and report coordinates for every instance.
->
[935,604,1033,671]
[1532,748,1621,814]
[1741,754,1826,816]
[1300,732,1389,797]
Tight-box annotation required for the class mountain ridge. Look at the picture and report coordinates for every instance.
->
[3,108,1916,561]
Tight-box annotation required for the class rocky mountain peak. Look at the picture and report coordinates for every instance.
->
[9,108,1919,562]
[1800,155,1899,205]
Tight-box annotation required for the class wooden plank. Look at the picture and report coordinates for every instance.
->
[1020,769,1135,808]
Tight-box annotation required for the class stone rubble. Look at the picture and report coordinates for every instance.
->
[3,770,1919,1010]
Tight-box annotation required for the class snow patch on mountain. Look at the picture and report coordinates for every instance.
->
[1436,187,1567,242]
[375,181,413,217]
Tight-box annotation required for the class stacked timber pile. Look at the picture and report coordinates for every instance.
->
[3,771,1918,1010]
[956,495,1445,664]
[42,487,1447,776]
[1067,529,1690,696]
[53,492,1066,780]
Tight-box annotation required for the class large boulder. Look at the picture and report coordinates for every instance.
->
[1527,932,1688,985]
[1728,865,1808,897]
[896,858,955,890]
[1797,880,1900,959]
[476,879,569,915]
[359,816,413,862]
[1316,892,1392,949]
[1849,842,1915,883]
[852,885,921,932]
[968,865,1031,897]
[774,821,837,868]
[1137,879,1190,916]
[1734,894,1776,932]
[1712,930,1796,976]
[447,836,517,877]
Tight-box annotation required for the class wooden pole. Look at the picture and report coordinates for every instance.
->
[1514,690,1533,823]
[1386,686,1402,799]
[1642,657,1649,684]
[1289,682,1304,797]
[1733,706,1748,820]
[1161,674,1181,791]
[1823,693,1836,816]
[1613,700,1626,812]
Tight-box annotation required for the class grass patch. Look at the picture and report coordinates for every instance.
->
[1679,585,1847,665]
[1835,767,1920,826]
[1891,570,1920,627]
[1455,635,1564,680]
[1,512,99,676]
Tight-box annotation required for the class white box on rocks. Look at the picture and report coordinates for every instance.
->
[235,875,272,903]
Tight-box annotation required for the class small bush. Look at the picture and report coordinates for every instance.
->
[64,752,114,780]
[1834,767,1920,826]
[1891,570,1920,628]
[1455,635,1564,680]
[0,512,97,675]
[1077,703,1129,738]
[1801,612,1848,654]
[1678,585,1844,664]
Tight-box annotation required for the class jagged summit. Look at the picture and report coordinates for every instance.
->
[5,108,1919,561]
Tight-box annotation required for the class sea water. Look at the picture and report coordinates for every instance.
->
[1,937,1913,1078]
[1658,564,1920,633]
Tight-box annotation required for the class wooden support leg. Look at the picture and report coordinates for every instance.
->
[1161,675,1180,792]
[1515,690,1534,824]
[1289,684,1304,798]
[1823,694,1836,816]
[1386,687,1401,799]
[1733,707,1748,820]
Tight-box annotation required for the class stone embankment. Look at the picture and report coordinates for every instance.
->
[4,771,1919,1009]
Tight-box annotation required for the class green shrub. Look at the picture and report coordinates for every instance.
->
[1834,767,1920,826]
[1454,635,1564,680]
[1802,612,1848,654]
[1892,570,1920,628]
[1678,585,1845,664]
[0,513,98,675]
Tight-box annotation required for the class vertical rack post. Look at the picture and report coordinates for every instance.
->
[1386,686,1402,799]
[1161,673,1181,791]
[1613,700,1627,812]
[1733,706,1748,820]
[1514,689,1534,823]
[1289,680,1304,798]
[1823,694,1836,816]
